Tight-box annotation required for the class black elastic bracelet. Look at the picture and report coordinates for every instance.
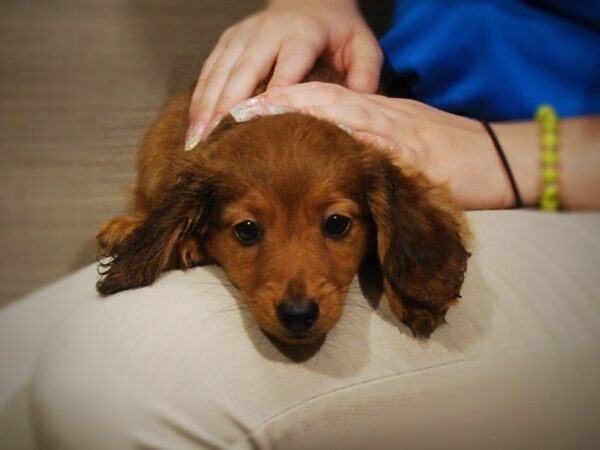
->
[481,120,523,208]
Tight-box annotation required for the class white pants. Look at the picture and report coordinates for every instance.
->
[1,211,600,449]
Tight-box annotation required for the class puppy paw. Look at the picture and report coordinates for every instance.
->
[96,214,145,253]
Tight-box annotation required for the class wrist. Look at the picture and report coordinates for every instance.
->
[463,124,515,209]
[493,122,540,208]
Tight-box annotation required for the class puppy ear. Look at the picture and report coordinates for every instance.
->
[96,169,216,296]
[365,155,470,337]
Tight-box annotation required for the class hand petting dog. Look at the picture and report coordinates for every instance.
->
[229,83,516,210]
[186,0,382,150]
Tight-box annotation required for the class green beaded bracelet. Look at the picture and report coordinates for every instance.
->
[536,105,560,211]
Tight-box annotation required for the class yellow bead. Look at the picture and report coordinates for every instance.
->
[536,104,553,121]
[543,183,559,198]
[541,117,557,133]
[541,194,559,211]
[536,105,560,211]
[536,104,558,132]
[541,150,559,165]
[542,166,559,182]
[542,132,558,149]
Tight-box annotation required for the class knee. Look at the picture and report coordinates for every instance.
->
[30,307,144,450]
[29,271,268,450]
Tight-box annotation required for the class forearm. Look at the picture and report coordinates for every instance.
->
[494,117,600,210]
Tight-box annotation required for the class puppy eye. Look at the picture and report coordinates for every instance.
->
[323,214,352,238]
[233,220,262,245]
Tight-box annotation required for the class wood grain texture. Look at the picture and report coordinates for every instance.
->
[0,0,261,306]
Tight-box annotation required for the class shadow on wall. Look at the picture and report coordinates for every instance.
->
[72,0,265,280]
[125,0,396,101]
[125,0,263,101]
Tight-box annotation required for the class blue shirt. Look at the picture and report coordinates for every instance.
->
[379,1,600,121]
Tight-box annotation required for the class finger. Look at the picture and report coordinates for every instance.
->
[352,130,395,151]
[190,42,245,124]
[263,83,402,135]
[267,24,327,89]
[235,82,402,139]
[298,103,396,140]
[185,44,246,150]
[212,34,282,117]
[264,82,354,108]
[267,42,321,89]
[229,86,351,124]
[188,14,263,124]
[294,95,423,167]
[344,31,383,94]
[189,23,239,119]
[299,103,401,157]
[189,44,226,121]
[230,96,295,122]
[194,34,228,96]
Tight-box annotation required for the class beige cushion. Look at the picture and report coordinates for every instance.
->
[1,210,599,449]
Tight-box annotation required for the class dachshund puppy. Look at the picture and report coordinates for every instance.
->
[96,67,470,344]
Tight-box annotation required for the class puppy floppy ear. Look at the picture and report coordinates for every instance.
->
[364,154,470,338]
[96,168,217,296]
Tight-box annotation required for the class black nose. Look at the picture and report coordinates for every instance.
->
[277,300,319,333]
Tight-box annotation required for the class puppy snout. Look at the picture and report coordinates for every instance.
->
[276,299,319,333]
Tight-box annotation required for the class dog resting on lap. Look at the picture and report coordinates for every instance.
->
[96,65,470,345]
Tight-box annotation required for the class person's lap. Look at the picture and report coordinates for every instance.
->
[2,211,599,449]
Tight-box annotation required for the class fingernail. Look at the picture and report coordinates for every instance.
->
[230,97,266,122]
[185,122,205,151]
[230,97,293,123]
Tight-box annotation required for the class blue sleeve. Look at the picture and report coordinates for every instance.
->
[379,0,600,121]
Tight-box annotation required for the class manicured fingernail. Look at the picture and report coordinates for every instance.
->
[230,97,265,122]
[230,97,293,123]
[185,122,205,151]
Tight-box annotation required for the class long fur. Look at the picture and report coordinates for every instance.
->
[96,65,470,342]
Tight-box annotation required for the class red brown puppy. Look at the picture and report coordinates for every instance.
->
[97,69,470,344]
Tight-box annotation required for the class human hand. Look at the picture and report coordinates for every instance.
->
[185,0,382,150]
[230,82,516,210]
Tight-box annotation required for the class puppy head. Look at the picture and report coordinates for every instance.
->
[198,114,372,344]
[97,113,468,344]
